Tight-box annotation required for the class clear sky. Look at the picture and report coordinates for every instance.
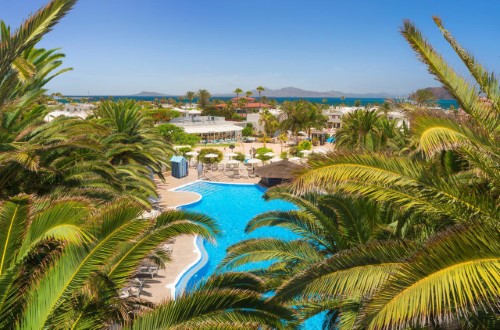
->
[3,0,499,96]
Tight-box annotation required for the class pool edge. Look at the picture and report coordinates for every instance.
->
[167,180,260,298]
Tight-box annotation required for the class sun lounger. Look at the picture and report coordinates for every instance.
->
[120,286,141,298]
[132,277,145,290]
[163,244,173,253]
[138,266,158,279]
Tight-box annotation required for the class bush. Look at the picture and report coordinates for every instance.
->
[297,140,312,151]
[280,151,288,159]
[242,123,254,137]
[255,147,273,161]
[198,148,223,164]
[234,152,245,162]
[177,147,192,156]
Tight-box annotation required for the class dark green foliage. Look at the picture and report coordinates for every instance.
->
[157,123,200,146]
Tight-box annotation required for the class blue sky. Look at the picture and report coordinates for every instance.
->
[3,0,499,96]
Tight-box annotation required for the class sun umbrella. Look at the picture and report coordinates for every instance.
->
[255,160,303,179]
[269,156,282,163]
[264,152,275,157]
[246,158,262,164]
[289,157,302,162]
[246,158,262,170]
[186,151,199,156]
[299,149,312,155]
[204,153,218,158]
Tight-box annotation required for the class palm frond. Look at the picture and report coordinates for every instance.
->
[361,223,500,330]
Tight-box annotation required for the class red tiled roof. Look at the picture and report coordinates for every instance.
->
[245,102,270,108]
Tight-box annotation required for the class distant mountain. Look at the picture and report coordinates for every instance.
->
[131,91,168,97]
[214,87,394,98]
[424,87,454,100]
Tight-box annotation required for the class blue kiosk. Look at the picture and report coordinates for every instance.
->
[170,156,189,178]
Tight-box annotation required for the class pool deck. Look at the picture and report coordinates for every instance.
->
[141,170,259,303]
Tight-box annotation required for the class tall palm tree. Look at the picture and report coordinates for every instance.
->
[305,103,328,139]
[258,109,278,148]
[196,89,211,109]
[269,17,500,329]
[256,86,265,102]
[185,91,195,107]
[246,90,253,98]
[280,100,314,144]
[233,88,243,100]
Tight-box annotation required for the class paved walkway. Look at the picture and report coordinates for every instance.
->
[141,171,259,303]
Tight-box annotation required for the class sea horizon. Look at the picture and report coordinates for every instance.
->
[62,95,458,109]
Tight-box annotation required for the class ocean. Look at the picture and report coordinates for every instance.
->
[64,96,458,109]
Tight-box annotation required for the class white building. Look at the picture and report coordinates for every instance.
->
[44,103,95,122]
[171,116,243,142]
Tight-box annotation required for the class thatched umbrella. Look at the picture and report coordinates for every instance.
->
[255,160,303,186]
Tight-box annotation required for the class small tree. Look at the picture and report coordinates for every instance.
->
[242,123,254,137]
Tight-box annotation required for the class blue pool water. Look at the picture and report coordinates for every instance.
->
[175,181,324,329]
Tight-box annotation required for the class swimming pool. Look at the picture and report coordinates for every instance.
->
[174,181,324,329]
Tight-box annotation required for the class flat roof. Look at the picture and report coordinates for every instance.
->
[177,123,243,134]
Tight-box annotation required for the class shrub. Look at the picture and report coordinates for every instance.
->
[242,123,254,137]
[280,151,288,159]
[297,140,312,151]
[198,148,223,164]
[255,147,273,161]
[234,152,245,162]
[177,147,192,156]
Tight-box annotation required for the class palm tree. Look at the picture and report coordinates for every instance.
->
[305,103,328,139]
[0,196,221,329]
[246,90,253,98]
[256,86,265,102]
[185,91,195,107]
[409,88,436,107]
[219,187,404,326]
[233,88,243,100]
[258,109,278,148]
[280,100,309,144]
[196,89,211,109]
[128,273,294,329]
[269,17,500,329]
